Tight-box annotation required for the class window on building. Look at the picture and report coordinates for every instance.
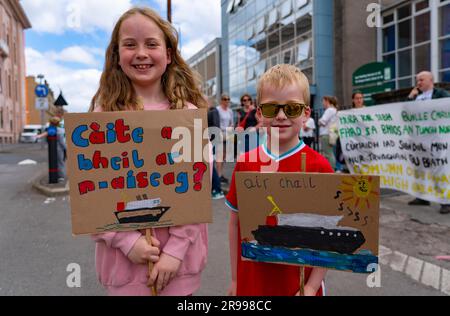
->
[297,39,311,62]
[0,109,3,129]
[439,2,450,82]
[296,0,308,10]
[283,48,293,64]
[268,9,279,28]
[380,1,437,88]
[0,66,2,93]
[227,0,235,14]
[281,0,293,18]
[256,16,266,34]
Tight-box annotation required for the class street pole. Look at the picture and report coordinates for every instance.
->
[37,74,45,150]
[167,0,172,23]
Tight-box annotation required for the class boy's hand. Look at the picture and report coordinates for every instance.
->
[149,253,182,292]
[127,236,160,265]
[227,280,237,296]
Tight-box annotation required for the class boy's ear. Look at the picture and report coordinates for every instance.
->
[256,107,263,122]
[304,106,311,119]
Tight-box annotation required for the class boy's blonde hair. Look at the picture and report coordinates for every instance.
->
[89,7,207,112]
[257,64,310,107]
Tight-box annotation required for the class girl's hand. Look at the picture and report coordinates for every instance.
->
[227,280,237,296]
[149,253,182,292]
[127,236,160,265]
[295,285,317,297]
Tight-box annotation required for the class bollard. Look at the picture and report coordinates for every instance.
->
[47,125,59,184]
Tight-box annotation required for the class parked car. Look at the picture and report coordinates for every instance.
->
[20,125,43,143]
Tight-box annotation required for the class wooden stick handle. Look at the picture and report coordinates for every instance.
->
[299,153,307,296]
[146,229,158,296]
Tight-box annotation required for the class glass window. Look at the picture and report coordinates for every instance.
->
[383,54,396,78]
[441,39,450,69]
[256,16,266,34]
[255,60,267,77]
[383,13,394,24]
[296,0,308,10]
[398,4,411,20]
[303,67,313,83]
[398,19,411,48]
[398,77,412,88]
[383,25,396,53]
[268,30,280,51]
[268,9,279,27]
[297,39,311,62]
[398,49,412,77]
[415,43,431,72]
[283,49,293,64]
[253,34,267,55]
[296,14,312,37]
[270,55,279,67]
[415,12,430,43]
[415,0,429,12]
[227,0,235,14]
[281,0,293,18]
[441,70,450,83]
[441,4,450,36]
[281,23,295,43]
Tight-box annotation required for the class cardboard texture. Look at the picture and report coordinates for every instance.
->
[65,109,212,235]
[236,172,380,274]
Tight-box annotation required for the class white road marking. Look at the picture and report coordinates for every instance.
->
[421,262,441,290]
[378,245,448,295]
[404,256,424,282]
[18,159,37,165]
[441,269,450,296]
[390,251,408,272]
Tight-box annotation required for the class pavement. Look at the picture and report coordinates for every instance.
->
[0,143,448,296]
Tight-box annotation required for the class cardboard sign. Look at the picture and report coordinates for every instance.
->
[65,110,212,235]
[236,173,379,274]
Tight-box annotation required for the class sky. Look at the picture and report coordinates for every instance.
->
[20,0,221,113]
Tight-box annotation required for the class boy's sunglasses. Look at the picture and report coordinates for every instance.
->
[259,103,306,118]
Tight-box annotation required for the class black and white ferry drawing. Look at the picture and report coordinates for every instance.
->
[114,195,170,224]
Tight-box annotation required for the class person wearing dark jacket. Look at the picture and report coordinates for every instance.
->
[208,103,225,200]
[407,71,450,214]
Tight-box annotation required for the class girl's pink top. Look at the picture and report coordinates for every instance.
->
[92,102,208,296]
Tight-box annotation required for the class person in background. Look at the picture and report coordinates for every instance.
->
[301,111,316,147]
[407,71,450,215]
[217,94,234,184]
[319,96,338,170]
[208,99,225,200]
[352,91,365,109]
[236,94,261,154]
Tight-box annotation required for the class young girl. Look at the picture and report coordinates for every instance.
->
[89,7,208,296]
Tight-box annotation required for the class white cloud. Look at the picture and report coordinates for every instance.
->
[25,47,102,113]
[47,46,99,66]
[21,0,133,34]
[154,0,222,59]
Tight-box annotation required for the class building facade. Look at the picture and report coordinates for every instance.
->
[222,0,335,109]
[218,0,449,109]
[0,0,31,144]
[187,38,223,106]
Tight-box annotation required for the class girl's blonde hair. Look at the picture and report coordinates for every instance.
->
[257,64,310,107]
[89,7,207,112]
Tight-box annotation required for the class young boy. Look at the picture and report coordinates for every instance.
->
[225,65,333,296]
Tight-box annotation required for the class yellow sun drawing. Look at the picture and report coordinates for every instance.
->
[338,176,379,211]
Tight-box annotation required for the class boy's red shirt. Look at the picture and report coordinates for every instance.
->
[226,142,334,296]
